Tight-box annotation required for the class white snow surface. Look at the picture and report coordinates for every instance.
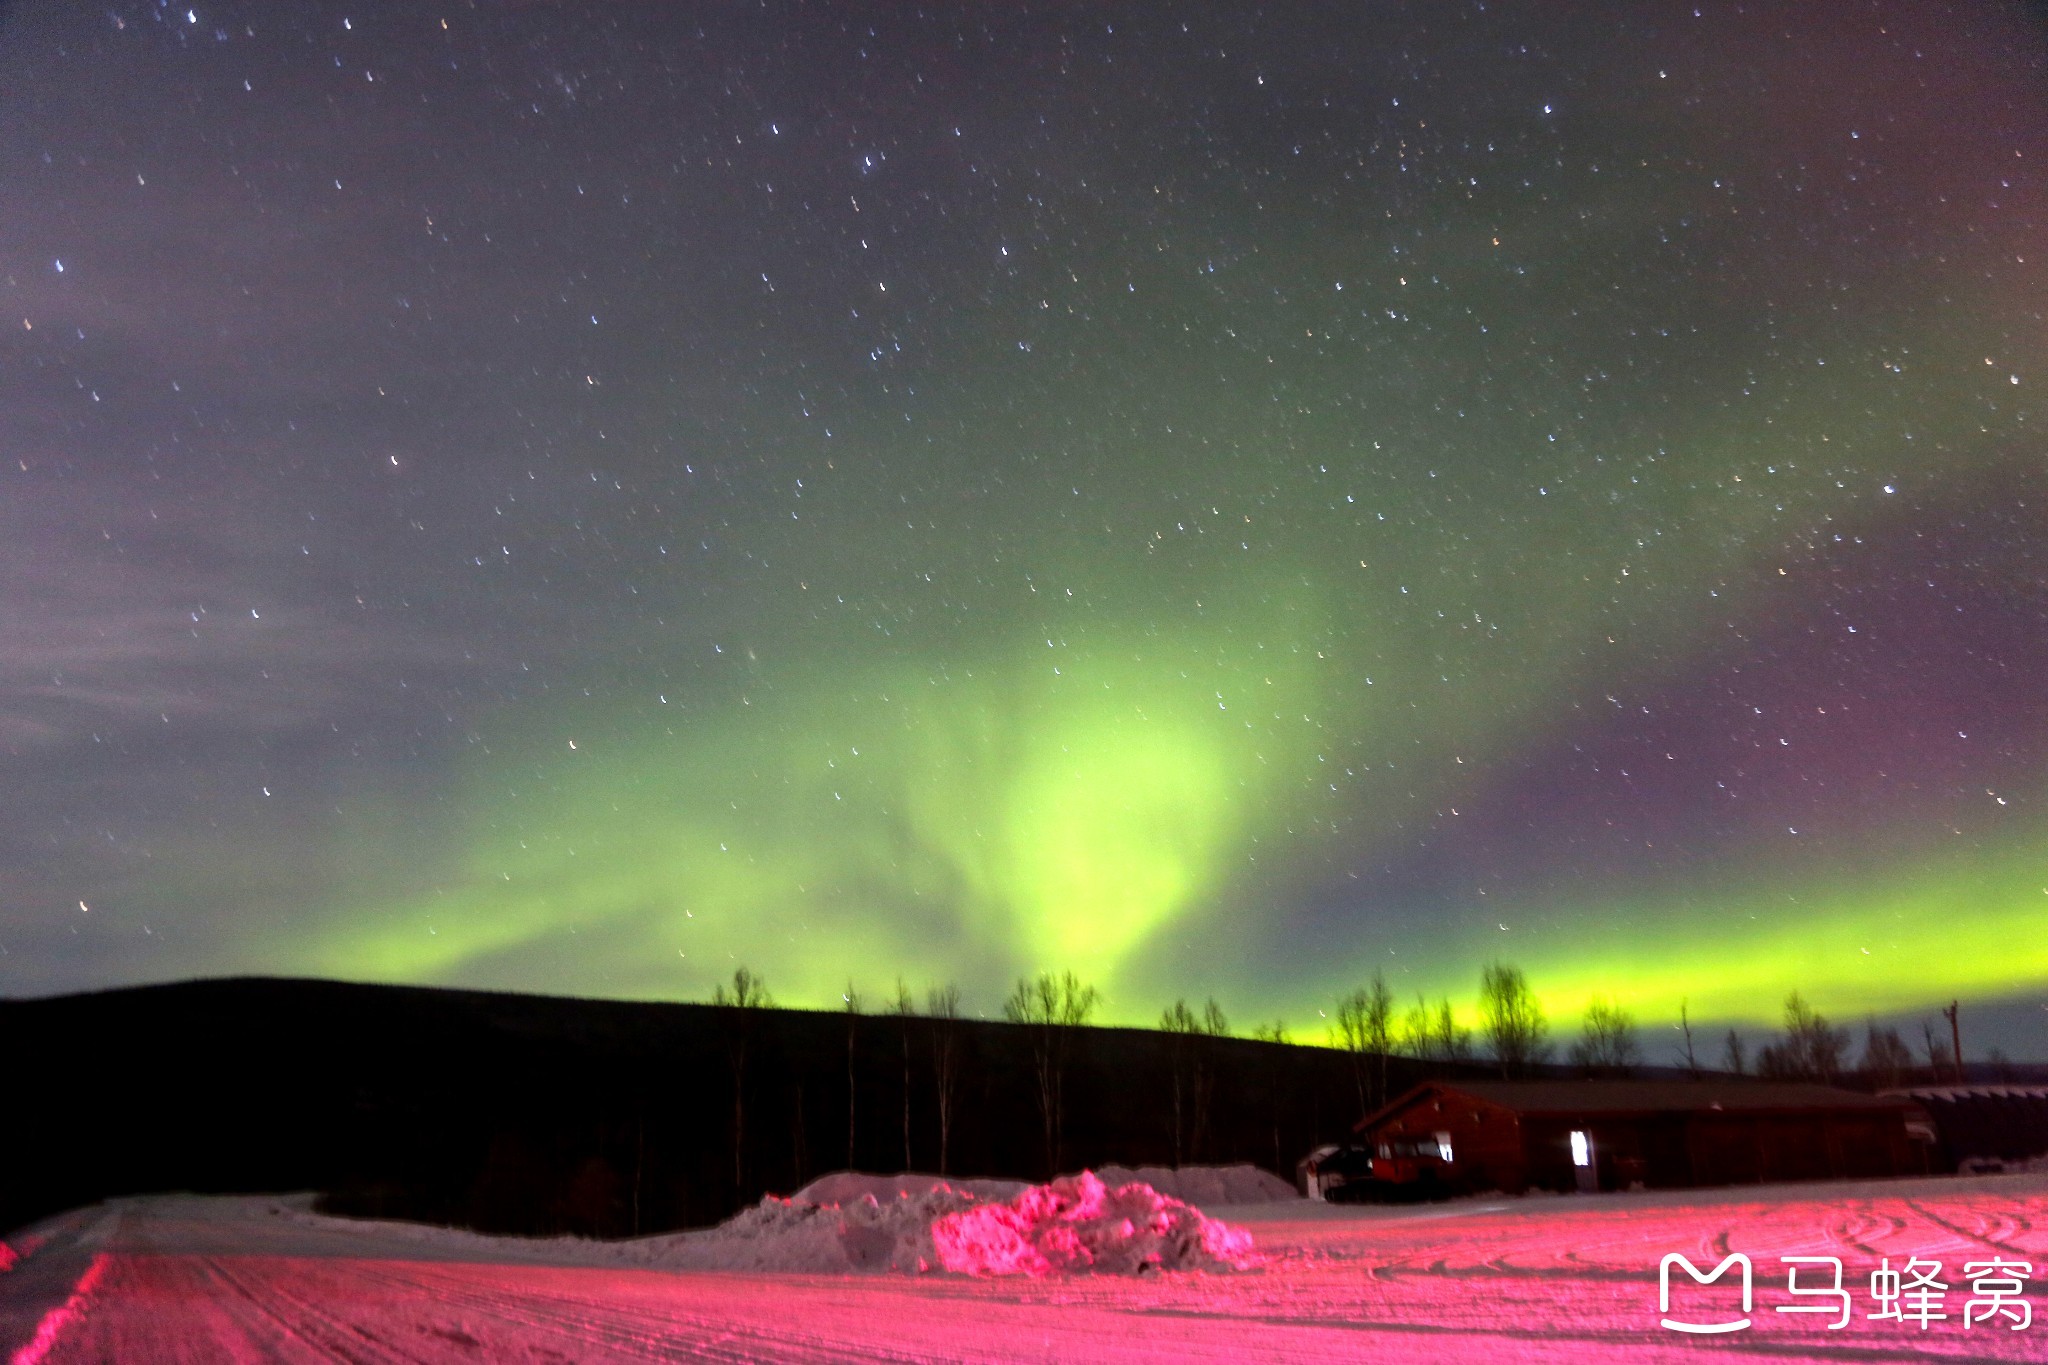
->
[791,1171,1028,1206]
[253,1169,1267,1276]
[11,1175,2048,1362]
[642,1169,1260,1275]
[926,1171,1259,1275]
[790,1163,1294,1210]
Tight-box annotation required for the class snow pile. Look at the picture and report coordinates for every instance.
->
[629,1171,1260,1276]
[790,1165,1293,1209]
[792,1171,1027,1206]
[929,1171,1258,1276]
[275,1170,1266,1277]
[646,1185,984,1273]
[1086,1164,1298,1207]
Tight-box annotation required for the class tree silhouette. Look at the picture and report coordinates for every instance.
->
[1858,1020,1913,1089]
[1335,972,1396,1116]
[926,983,962,1175]
[1675,999,1702,1079]
[711,966,772,1195]
[1919,1018,1954,1082]
[1003,971,1099,1176]
[1159,996,1228,1165]
[1478,963,1547,1078]
[1757,991,1848,1083]
[890,977,916,1171]
[1722,1028,1748,1076]
[842,982,863,1169]
[1567,995,1639,1073]
[1251,1018,1290,1044]
[1399,994,1472,1065]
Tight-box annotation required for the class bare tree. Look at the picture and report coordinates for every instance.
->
[1400,994,1434,1061]
[1004,971,1100,1176]
[1479,963,1548,1078]
[1757,992,1849,1083]
[1333,989,1372,1118]
[926,983,962,1175]
[842,982,864,1169]
[1919,1018,1954,1082]
[890,978,916,1171]
[1363,976,1396,1105]
[711,966,773,1195]
[1196,999,1228,1158]
[1161,997,1231,1165]
[1676,999,1702,1079]
[1722,1029,1748,1076]
[1335,973,1398,1117]
[1858,1021,1913,1090]
[1568,996,1640,1073]
[1432,999,1474,1063]
[714,965,772,1009]
[1251,1019,1290,1044]
[1160,999,1199,1167]
[1402,994,1471,1065]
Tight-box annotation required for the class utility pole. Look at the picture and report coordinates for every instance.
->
[1941,1001,1961,1084]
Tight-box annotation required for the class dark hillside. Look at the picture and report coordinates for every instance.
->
[1,977,1469,1236]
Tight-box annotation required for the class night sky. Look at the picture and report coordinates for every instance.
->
[6,0,2046,1050]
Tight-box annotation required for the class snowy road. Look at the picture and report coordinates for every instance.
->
[5,1176,2046,1362]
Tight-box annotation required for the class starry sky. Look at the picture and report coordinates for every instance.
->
[5,0,2046,1052]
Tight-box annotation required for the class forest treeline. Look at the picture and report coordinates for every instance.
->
[700,960,2000,1211]
[3,972,2012,1244]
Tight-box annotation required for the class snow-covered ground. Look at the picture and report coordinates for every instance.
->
[5,1172,2046,1361]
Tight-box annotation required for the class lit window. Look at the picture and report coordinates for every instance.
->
[1434,1131,1454,1162]
[1570,1130,1591,1167]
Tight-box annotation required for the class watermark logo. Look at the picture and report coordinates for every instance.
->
[1657,1254,2033,1334]
[1659,1252,1752,1334]
[1777,1255,1851,1330]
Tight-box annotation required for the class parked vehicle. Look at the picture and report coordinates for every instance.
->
[1296,1139,1450,1202]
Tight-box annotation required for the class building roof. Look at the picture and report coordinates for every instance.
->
[1883,1085,2048,1102]
[1356,1078,1920,1132]
[1880,1086,2048,1162]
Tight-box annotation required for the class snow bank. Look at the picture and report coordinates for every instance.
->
[793,1164,1294,1210]
[1085,1163,1298,1207]
[791,1171,1027,1206]
[930,1172,1258,1276]
[271,1169,1265,1277]
[643,1185,983,1273]
[630,1171,1259,1276]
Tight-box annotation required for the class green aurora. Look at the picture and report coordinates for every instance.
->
[305,279,2048,1036]
[8,0,2046,1052]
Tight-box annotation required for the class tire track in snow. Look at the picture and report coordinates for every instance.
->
[202,1254,434,1364]
[5,1254,109,1365]
[346,1260,886,1364]
[1900,1197,2039,1260]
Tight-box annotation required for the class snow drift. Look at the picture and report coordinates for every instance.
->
[930,1171,1258,1275]
[791,1171,1028,1206]
[652,1184,980,1273]
[645,1171,1259,1276]
[792,1163,1295,1211]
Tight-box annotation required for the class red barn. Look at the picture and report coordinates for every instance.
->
[1354,1079,1932,1195]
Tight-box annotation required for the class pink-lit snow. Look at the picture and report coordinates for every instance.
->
[929,1171,1258,1276]
[6,1174,2047,1361]
[788,1163,1294,1211]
